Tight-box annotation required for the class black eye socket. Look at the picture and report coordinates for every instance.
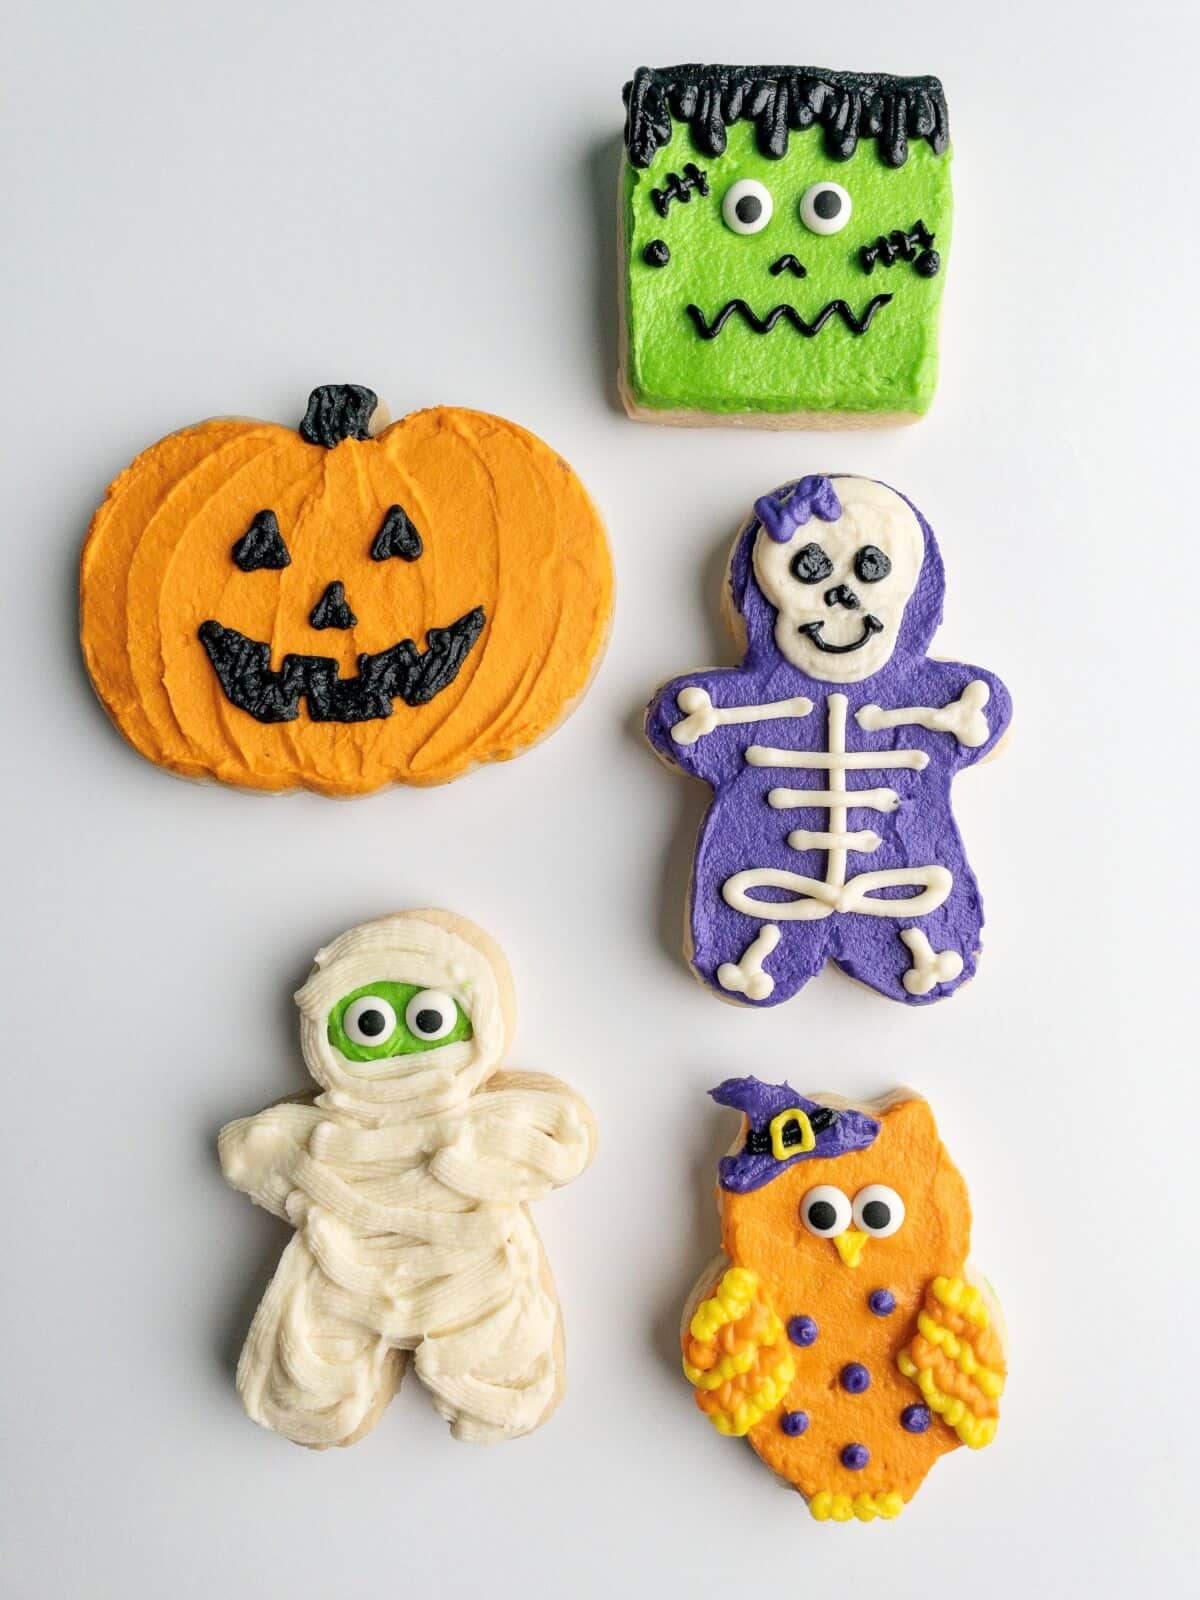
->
[371,504,423,562]
[854,545,892,583]
[791,542,834,585]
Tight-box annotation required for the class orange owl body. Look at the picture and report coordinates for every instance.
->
[682,1083,1005,1521]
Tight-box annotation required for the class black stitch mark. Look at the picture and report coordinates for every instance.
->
[686,295,892,340]
[651,162,709,218]
[860,220,939,277]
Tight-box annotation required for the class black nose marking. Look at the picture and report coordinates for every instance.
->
[824,583,860,611]
[309,581,357,630]
[770,254,807,277]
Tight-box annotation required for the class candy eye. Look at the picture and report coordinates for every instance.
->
[852,1185,905,1238]
[801,1185,852,1238]
[405,989,458,1041]
[343,994,398,1047]
[791,542,834,585]
[800,181,852,235]
[722,179,773,235]
[854,545,892,583]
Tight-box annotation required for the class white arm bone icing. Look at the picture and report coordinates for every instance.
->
[671,685,814,745]
[218,1099,324,1220]
[855,679,991,749]
[429,1075,596,1204]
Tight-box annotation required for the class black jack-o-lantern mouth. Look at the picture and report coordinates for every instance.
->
[198,497,485,725]
[198,610,486,725]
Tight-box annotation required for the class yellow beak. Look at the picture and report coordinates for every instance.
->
[835,1229,868,1269]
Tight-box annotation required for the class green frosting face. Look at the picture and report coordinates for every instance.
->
[622,121,952,419]
[328,980,473,1065]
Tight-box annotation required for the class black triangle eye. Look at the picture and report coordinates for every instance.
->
[232,510,290,572]
[371,504,423,562]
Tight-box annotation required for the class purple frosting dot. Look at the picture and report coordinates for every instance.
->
[840,1362,871,1394]
[841,1443,870,1471]
[868,1289,896,1317]
[787,1314,818,1347]
[901,1404,932,1433]
[780,1409,809,1437]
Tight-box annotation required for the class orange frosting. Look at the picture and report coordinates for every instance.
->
[699,1095,1004,1507]
[81,406,612,796]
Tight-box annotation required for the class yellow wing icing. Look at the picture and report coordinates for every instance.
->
[810,1491,905,1523]
[897,1275,1005,1449]
[682,1267,795,1436]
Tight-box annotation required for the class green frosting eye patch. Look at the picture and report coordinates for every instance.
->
[328,981,473,1063]
[619,63,953,425]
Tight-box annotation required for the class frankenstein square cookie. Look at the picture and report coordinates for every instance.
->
[81,385,612,796]
[620,65,952,426]
[645,475,1011,1006]
[219,910,596,1448]
[682,1079,1006,1520]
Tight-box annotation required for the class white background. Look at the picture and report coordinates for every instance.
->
[2,3,1197,1595]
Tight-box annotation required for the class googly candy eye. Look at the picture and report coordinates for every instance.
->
[799,181,852,236]
[852,1184,905,1238]
[800,1185,852,1237]
[722,179,773,235]
[405,989,459,1041]
[343,994,398,1047]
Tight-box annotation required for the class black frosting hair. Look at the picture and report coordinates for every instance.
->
[623,64,948,170]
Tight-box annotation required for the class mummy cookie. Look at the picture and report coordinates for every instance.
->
[218,910,595,1447]
[683,1079,1006,1520]
[621,65,951,426]
[81,385,612,796]
[645,475,1011,1006]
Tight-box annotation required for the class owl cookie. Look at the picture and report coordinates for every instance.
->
[645,474,1011,1007]
[683,1079,1005,1520]
[621,64,952,426]
[81,385,612,795]
[218,910,596,1448]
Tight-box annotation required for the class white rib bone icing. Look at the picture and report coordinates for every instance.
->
[219,913,593,1448]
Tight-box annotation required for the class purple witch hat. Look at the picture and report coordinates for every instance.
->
[712,1077,880,1194]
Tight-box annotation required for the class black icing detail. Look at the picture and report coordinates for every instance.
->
[309,581,357,631]
[357,1009,388,1037]
[197,607,486,724]
[813,188,842,220]
[860,220,935,274]
[415,1009,443,1034]
[915,248,940,278]
[770,254,807,277]
[686,294,891,340]
[623,65,949,170]
[861,1200,891,1230]
[371,504,424,562]
[299,385,378,449]
[824,583,860,610]
[854,545,892,583]
[799,616,884,653]
[232,510,290,573]
[643,239,671,268]
[650,162,709,217]
[791,543,834,585]
[743,1106,839,1154]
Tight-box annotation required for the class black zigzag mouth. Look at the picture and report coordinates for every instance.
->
[198,608,486,724]
[685,294,892,341]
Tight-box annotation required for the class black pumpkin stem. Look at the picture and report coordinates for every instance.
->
[299,385,379,448]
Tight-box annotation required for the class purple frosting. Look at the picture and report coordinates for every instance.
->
[787,1314,819,1347]
[644,475,1013,1007]
[754,475,842,542]
[780,1410,809,1437]
[901,1404,932,1434]
[712,1077,879,1193]
[841,1362,871,1394]
[841,1443,870,1471]
[868,1289,896,1317]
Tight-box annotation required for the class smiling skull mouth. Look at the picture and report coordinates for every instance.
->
[685,294,892,341]
[198,608,485,724]
[798,616,884,655]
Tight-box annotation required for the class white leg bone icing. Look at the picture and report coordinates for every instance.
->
[717,924,782,1000]
[899,927,965,995]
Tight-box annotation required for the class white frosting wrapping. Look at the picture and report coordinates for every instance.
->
[219,913,594,1447]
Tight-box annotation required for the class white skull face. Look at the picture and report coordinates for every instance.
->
[752,478,924,684]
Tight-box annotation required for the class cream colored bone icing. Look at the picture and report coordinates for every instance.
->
[218,911,594,1448]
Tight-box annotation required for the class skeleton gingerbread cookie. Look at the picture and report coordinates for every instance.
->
[218,910,595,1447]
[645,475,1011,1006]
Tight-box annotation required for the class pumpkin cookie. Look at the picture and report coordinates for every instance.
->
[81,385,613,795]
